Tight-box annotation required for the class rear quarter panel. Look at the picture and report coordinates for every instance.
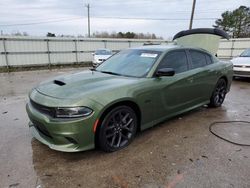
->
[216,60,233,92]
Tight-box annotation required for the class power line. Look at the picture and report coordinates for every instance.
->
[0,16,218,27]
[0,8,223,24]
[1,16,84,23]
[92,16,217,21]
[0,17,83,27]
[0,5,228,13]
[1,5,228,14]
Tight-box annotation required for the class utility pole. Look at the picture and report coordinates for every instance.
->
[85,3,90,37]
[189,0,196,30]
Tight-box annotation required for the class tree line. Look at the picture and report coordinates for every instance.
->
[214,6,250,38]
[91,31,163,39]
[47,31,163,39]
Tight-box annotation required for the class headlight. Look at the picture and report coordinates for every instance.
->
[55,107,93,118]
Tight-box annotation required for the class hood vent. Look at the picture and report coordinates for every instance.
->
[54,80,66,86]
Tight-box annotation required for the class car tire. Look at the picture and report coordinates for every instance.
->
[209,78,227,107]
[98,106,138,152]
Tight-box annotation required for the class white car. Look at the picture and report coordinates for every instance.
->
[92,49,112,67]
[231,48,250,78]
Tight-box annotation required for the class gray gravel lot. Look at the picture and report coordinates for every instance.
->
[0,68,250,188]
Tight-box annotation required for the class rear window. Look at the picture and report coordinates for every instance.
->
[205,54,213,64]
[189,50,207,69]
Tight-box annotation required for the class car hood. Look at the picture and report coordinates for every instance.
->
[231,57,250,65]
[36,71,137,99]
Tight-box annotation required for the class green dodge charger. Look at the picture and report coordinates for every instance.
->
[26,28,233,152]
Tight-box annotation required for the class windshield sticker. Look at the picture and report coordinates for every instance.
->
[140,53,158,58]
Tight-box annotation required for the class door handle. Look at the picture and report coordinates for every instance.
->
[187,77,194,83]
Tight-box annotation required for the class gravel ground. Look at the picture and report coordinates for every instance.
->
[0,68,249,188]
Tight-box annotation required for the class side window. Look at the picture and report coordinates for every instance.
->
[205,54,213,64]
[189,50,207,69]
[158,51,188,74]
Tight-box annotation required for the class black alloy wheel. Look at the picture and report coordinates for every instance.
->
[98,106,138,152]
[209,78,227,107]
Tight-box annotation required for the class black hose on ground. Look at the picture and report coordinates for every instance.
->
[209,121,250,146]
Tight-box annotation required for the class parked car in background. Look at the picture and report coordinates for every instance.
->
[92,49,112,67]
[231,48,250,78]
[26,28,233,152]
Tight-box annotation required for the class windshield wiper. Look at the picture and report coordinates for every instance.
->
[99,71,122,76]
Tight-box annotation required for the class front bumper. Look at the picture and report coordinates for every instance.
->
[233,67,250,78]
[26,102,96,152]
[92,60,105,67]
[92,62,100,68]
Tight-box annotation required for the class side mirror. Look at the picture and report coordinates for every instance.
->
[92,53,95,56]
[155,68,175,77]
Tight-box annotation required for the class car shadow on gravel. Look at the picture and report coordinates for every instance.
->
[233,77,250,83]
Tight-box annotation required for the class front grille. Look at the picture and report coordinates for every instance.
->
[30,100,55,117]
[234,71,250,76]
[65,137,78,144]
[32,119,52,139]
[234,65,250,68]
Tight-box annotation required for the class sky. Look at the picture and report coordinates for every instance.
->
[0,0,249,39]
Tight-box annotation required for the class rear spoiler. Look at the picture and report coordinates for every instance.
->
[172,28,229,55]
[173,28,229,40]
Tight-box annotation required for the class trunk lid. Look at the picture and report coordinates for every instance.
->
[173,28,229,55]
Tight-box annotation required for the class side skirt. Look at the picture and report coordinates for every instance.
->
[140,100,210,131]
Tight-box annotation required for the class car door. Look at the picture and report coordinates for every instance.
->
[153,49,199,119]
[187,49,219,102]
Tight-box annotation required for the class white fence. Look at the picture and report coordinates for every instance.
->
[0,36,249,68]
[0,36,168,68]
[217,38,250,59]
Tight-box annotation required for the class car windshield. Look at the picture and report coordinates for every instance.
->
[240,49,250,57]
[95,49,112,55]
[96,49,162,77]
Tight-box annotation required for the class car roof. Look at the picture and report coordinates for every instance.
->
[132,44,180,52]
[132,44,211,54]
